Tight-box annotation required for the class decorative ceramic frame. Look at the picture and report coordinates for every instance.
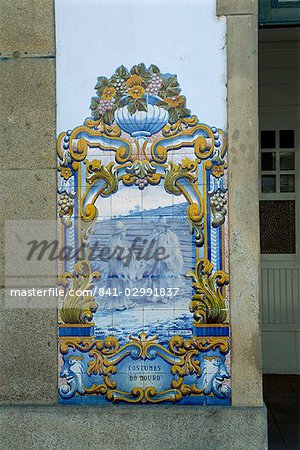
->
[57,65,230,405]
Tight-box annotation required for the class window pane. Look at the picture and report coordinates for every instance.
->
[260,200,295,254]
[280,130,295,148]
[261,175,276,193]
[261,130,276,149]
[280,151,294,170]
[261,152,276,170]
[280,174,295,192]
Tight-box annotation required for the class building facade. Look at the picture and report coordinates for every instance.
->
[1,0,299,448]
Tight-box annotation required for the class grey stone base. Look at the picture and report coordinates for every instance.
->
[0,405,267,450]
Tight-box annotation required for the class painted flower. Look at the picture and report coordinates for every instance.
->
[129,85,145,99]
[60,167,73,180]
[212,165,225,178]
[102,86,116,100]
[126,74,143,88]
[90,65,191,122]
[164,95,185,108]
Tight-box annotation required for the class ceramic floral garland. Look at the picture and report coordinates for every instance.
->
[90,63,191,125]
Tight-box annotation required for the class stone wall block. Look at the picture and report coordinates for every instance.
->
[0,0,55,56]
[0,289,57,404]
[217,0,257,16]
[0,59,56,169]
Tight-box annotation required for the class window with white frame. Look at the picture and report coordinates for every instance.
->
[259,129,296,254]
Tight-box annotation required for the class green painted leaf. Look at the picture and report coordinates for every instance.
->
[103,110,115,125]
[127,102,137,115]
[156,100,167,108]
[149,64,160,75]
[137,62,147,73]
[179,108,191,117]
[90,97,99,108]
[97,76,108,83]
[130,63,150,81]
[168,108,179,124]
[95,77,109,90]
[95,81,110,96]
[163,75,178,90]
[116,98,126,108]
[135,98,148,112]
[116,65,129,78]
[166,86,181,94]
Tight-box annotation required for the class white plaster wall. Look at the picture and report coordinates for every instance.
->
[55,0,227,134]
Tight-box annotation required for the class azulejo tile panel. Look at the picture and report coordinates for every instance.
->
[57,63,230,405]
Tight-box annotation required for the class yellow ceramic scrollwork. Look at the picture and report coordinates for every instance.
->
[169,335,229,355]
[86,160,118,191]
[59,260,100,324]
[84,117,121,137]
[194,337,230,353]
[162,115,198,136]
[80,161,119,221]
[187,259,229,323]
[164,159,198,196]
